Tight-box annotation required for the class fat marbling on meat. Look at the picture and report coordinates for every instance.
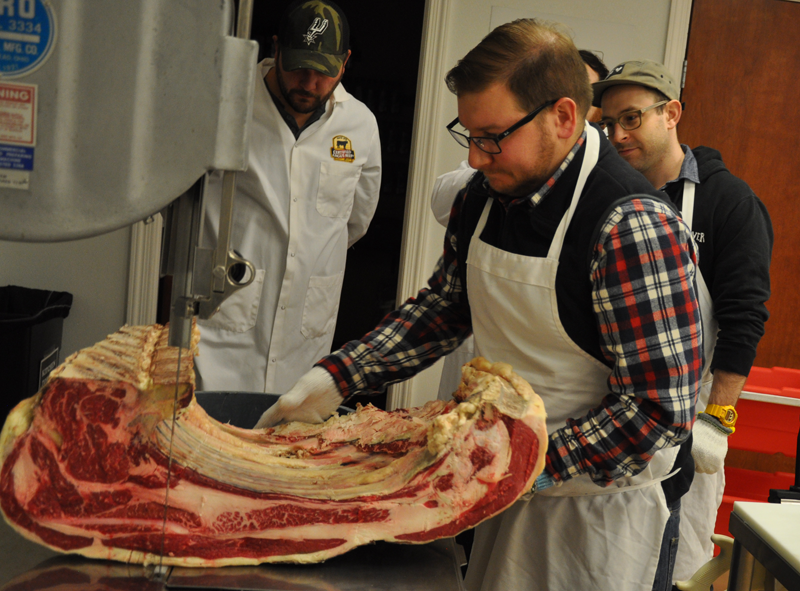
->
[0,324,547,567]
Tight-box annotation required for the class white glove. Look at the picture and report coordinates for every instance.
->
[692,412,733,474]
[254,367,343,429]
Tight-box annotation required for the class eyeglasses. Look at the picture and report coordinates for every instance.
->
[598,100,668,133]
[447,99,558,154]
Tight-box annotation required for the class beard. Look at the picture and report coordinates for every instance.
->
[483,125,558,197]
[276,63,341,114]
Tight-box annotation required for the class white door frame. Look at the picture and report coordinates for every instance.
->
[664,0,693,93]
[385,0,454,410]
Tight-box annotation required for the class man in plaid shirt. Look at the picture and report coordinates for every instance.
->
[257,19,702,591]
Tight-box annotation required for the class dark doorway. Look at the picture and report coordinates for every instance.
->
[250,0,427,409]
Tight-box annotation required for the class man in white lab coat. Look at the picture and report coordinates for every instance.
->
[195,0,381,394]
[258,19,703,590]
[594,60,773,583]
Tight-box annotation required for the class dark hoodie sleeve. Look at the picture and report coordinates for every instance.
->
[694,147,773,376]
[709,193,772,375]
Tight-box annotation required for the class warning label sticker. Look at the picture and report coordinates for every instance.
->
[0,81,36,145]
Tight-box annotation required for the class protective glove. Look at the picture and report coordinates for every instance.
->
[254,367,343,429]
[692,412,733,474]
[520,472,558,501]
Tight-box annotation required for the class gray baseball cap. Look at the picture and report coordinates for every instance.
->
[278,0,350,77]
[592,60,680,107]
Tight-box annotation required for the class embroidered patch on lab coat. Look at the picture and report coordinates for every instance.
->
[330,135,355,162]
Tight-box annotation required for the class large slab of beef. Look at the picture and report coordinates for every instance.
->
[0,324,547,567]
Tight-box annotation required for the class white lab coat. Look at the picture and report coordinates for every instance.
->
[430,161,475,227]
[429,162,478,402]
[195,58,381,394]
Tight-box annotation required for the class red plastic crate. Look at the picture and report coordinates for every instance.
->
[744,366,800,394]
[730,366,800,457]
[715,467,795,537]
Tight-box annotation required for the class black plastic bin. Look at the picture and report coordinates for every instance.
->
[0,285,72,419]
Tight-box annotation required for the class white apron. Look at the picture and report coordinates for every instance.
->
[672,179,725,582]
[464,126,680,591]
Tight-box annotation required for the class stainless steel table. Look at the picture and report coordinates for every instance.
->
[1,514,466,590]
[728,501,800,591]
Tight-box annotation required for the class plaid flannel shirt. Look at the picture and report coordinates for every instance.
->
[319,140,701,487]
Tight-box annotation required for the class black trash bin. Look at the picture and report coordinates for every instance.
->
[0,285,73,420]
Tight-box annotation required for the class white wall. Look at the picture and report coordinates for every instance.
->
[0,228,131,360]
[398,0,674,408]
[436,0,671,183]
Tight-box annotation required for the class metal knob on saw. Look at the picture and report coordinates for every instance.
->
[161,172,256,351]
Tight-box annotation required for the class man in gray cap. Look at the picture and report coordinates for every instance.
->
[594,59,773,583]
[195,0,382,397]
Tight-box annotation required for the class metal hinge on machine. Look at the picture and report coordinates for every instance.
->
[681,59,688,89]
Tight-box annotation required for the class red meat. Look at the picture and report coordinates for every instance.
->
[0,324,547,567]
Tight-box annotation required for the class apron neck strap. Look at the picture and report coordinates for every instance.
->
[474,196,493,235]
[547,125,601,260]
[681,179,696,230]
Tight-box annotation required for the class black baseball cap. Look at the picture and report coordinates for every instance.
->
[278,0,350,77]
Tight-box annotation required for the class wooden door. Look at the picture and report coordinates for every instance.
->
[679,0,800,369]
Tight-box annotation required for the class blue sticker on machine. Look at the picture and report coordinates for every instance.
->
[0,0,57,78]
[0,143,33,169]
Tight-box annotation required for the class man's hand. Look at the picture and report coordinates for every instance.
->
[254,367,343,429]
[692,412,733,474]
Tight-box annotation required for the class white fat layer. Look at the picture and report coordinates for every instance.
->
[2,333,548,567]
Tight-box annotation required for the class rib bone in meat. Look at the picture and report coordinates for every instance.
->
[0,324,547,566]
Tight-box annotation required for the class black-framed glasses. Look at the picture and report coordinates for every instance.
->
[447,99,558,154]
[598,100,668,133]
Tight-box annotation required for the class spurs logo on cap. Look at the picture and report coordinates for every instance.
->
[280,0,350,77]
[610,64,624,77]
[303,18,329,45]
